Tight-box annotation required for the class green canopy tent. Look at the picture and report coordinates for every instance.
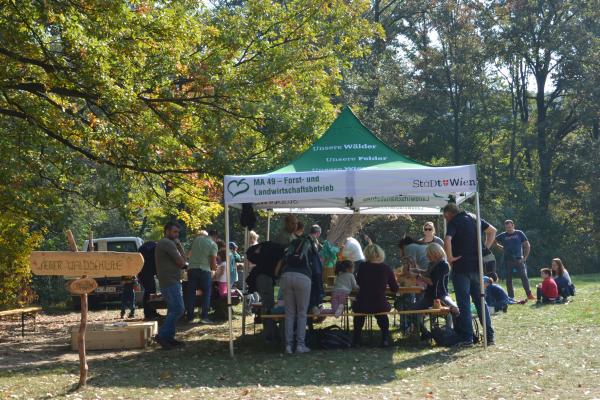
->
[222,107,488,356]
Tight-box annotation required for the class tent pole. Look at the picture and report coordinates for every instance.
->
[225,205,234,357]
[266,210,271,241]
[474,192,487,349]
[241,227,248,337]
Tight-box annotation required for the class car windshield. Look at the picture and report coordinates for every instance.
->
[106,241,138,252]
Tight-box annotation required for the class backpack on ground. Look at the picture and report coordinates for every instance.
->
[315,325,352,350]
[431,326,460,347]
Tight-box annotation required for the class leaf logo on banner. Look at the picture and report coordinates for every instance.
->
[227,179,250,198]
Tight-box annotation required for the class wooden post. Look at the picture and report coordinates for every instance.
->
[75,231,93,389]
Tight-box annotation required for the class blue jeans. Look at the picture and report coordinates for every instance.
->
[157,282,184,341]
[187,269,212,320]
[452,271,494,343]
[120,284,135,315]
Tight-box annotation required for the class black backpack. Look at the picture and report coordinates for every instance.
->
[431,326,460,347]
[315,325,352,350]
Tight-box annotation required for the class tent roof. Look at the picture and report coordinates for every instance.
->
[273,106,427,173]
[224,107,478,213]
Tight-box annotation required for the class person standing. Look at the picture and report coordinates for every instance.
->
[154,222,187,349]
[246,241,285,342]
[341,236,365,272]
[442,203,496,346]
[186,230,218,323]
[308,225,324,314]
[280,236,314,354]
[495,220,534,300]
[419,222,444,246]
[138,240,161,320]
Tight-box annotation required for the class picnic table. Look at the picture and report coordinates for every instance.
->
[0,306,42,337]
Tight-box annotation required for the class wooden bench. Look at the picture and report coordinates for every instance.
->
[259,307,450,320]
[0,306,42,337]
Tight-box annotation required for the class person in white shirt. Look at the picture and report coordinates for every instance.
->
[342,236,365,272]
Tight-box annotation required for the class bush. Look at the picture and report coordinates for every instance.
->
[0,217,42,310]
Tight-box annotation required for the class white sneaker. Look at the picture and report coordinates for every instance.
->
[285,345,293,354]
[334,304,344,318]
[295,345,311,354]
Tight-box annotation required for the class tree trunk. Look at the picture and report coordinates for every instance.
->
[535,73,551,215]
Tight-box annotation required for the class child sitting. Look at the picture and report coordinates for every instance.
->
[322,260,359,317]
[120,276,138,319]
[536,268,559,304]
[484,276,514,313]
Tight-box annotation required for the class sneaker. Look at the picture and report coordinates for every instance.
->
[295,345,311,354]
[527,294,536,301]
[200,318,213,324]
[502,304,508,313]
[334,304,344,318]
[487,338,495,346]
[169,338,185,347]
[153,335,173,350]
[285,345,293,354]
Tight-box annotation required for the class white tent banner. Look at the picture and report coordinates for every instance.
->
[224,165,477,205]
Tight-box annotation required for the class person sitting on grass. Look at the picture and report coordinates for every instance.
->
[536,268,559,304]
[352,244,399,348]
[484,276,514,313]
[321,260,359,317]
[409,243,459,339]
[551,258,575,301]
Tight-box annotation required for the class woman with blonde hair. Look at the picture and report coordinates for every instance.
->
[420,222,444,246]
[411,244,459,314]
[409,243,459,339]
[352,243,399,347]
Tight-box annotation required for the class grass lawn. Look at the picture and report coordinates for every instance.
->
[1,274,599,399]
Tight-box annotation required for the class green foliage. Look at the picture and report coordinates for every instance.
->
[341,0,600,272]
[0,214,42,310]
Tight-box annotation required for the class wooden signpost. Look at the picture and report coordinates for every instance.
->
[30,230,143,390]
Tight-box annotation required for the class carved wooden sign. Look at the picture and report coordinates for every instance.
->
[67,278,98,295]
[30,252,144,277]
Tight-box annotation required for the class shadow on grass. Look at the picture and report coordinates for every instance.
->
[2,323,472,393]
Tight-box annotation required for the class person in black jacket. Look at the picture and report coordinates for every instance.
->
[246,241,285,342]
[410,243,459,338]
[138,241,161,320]
[352,244,399,348]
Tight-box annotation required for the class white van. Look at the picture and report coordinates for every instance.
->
[71,237,144,309]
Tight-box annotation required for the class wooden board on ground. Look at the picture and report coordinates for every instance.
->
[31,251,144,277]
[70,321,157,351]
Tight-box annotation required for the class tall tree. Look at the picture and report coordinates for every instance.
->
[492,0,597,215]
